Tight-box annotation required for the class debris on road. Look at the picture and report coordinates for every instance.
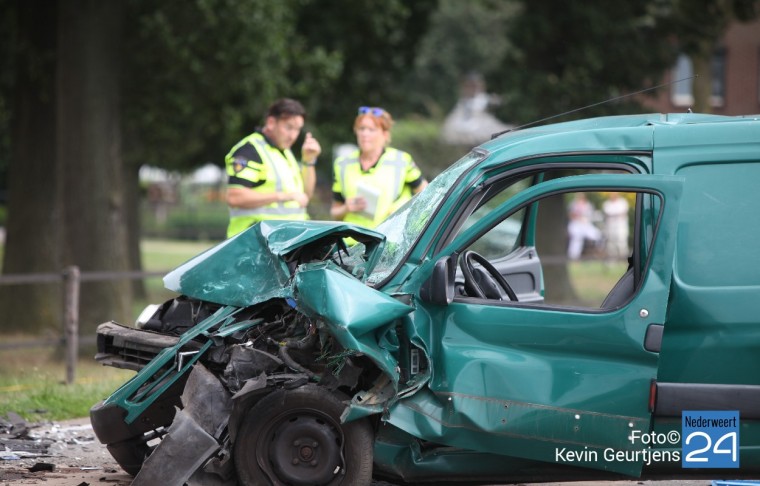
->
[1,414,131,485]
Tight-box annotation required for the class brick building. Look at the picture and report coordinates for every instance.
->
[643,17,760,115]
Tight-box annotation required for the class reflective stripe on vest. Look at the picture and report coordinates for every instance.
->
[335,148,413,228]
[228,134,306,220]
[336,148,407,203]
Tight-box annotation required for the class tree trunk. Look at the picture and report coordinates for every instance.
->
[0,0,61,332]
[125,163,146,300]
[535,191,577,304]
[57,0,132,332]
[690,49,713,113]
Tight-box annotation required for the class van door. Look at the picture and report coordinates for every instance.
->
[390,174,683,476]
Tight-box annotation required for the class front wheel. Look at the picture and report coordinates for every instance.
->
[233,385,373,486]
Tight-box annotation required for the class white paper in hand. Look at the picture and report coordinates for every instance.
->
[356,182,381,220]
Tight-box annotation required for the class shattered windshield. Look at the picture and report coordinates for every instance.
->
[367,150,487,285]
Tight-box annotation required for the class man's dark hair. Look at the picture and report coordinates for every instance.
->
[266,98,306,121]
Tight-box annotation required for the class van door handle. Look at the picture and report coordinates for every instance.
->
[644,324,664,352]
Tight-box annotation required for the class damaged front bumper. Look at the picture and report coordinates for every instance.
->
[90,288,419,483]
[90,221,433,483]
[90,305,245,478]
[95,321,190,371]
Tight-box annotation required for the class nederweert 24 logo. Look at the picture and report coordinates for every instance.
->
[682,411,739,468]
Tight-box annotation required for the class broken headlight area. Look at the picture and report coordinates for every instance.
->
[90,296,390,484]
[95,297,222,371]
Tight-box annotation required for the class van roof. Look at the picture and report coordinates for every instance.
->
[478,113,760,166]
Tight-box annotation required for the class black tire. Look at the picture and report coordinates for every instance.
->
[233,385,373,486]
[107,437,152,476]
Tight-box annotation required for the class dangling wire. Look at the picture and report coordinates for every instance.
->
[491,75,699,138]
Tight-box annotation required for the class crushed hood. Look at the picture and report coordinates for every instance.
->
[163,220,385,307]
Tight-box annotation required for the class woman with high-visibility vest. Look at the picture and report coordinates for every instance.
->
[330,107,427,228]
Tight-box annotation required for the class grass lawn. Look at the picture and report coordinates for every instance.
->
[0,344,135,421]
[135,238,217,312]
[140,238,216,271]
[568,259,627,307]
[0,238,215,422]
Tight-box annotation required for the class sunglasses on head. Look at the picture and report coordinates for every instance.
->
[358,106,386,116]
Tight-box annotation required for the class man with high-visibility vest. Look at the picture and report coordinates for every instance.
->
[331,106,427,228]
[225,98,321,238]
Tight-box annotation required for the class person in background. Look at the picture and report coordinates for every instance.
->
[567,193,601,260]
[331,106,427,228]
[602,192,630,261]
[225,98,321,238]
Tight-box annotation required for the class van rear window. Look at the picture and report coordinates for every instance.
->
[675,162,760,286]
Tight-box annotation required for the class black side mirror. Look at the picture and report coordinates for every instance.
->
[419,256,455,305]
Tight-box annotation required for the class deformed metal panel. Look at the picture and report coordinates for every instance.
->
[131,409,220,486]
[294,262,413,385]
[163,220,385,307]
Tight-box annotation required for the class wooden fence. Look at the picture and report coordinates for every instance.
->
[0,267,168,384]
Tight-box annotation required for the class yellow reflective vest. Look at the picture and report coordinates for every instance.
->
[225,132,308,238]
[332,147,423,228]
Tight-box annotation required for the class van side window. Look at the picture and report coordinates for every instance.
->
[460,176,532,260]
[458,188,659,311]
[535,190,634,308]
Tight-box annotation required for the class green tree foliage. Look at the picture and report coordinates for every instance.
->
[120,0,436,172]
[493,1,679,125]
[122,0,339,171]
[292,0,437,151]
[410,0,516,117]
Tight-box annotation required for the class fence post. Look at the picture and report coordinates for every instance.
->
[63,266,80,385]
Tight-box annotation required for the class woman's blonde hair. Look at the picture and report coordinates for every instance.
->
[354,107,393,132]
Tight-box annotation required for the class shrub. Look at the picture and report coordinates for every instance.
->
[392,118,471,179]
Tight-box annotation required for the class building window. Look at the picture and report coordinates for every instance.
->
[670,50,726,107]
[711,48,726,106]
[671,54,693,106]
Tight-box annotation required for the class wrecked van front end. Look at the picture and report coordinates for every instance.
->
[93,115,760,485]
[90,220,418,485]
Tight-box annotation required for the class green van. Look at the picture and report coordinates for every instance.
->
[91,112,760,485]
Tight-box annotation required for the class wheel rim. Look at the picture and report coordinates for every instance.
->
[259,410,344,485]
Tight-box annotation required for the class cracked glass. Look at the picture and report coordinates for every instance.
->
[367,150,487,285]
